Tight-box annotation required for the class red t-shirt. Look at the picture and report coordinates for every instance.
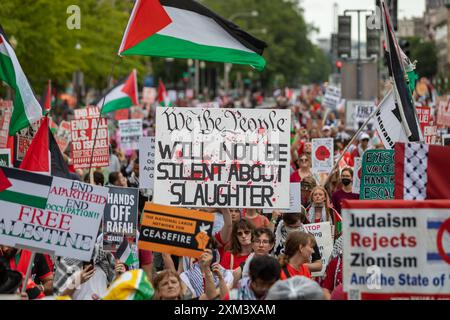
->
[280,263,311,280]
[290,171,301,183]
[331,189,360,214]
[220,251,250,270]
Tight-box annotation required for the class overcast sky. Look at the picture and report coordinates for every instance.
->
[301,0,426,42]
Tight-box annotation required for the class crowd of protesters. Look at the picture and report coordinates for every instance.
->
[0,83,440,300]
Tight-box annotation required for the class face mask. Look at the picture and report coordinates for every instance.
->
[341,178,352,186]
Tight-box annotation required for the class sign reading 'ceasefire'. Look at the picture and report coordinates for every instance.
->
[138,203,215,259]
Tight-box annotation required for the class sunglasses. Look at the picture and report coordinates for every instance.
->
[237,230,251,237]
[299,158,308,162]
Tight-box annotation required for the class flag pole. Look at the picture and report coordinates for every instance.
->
[20,251,36,294]
[87,58,120,181]
[322,102,381,187]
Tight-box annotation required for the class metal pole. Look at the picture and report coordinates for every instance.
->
[357,11,362,99]
[195,60,199,98]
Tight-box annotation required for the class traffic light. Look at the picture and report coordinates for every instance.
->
[338,15,352,57]
[399,39,411,57]
[366,16,380,57]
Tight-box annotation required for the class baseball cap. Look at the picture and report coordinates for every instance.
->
[359,133,370,141]
[322,125,331,131]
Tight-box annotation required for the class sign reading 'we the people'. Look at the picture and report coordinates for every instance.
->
[153,108,291,208]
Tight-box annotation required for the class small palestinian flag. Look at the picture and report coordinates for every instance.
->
[118,0,267,70]
[334,211,342,235]
[0,166,52,209]
[0,26,42,135]
[116,237,138,267]
[97,69,139,114]
[157,79,171,107]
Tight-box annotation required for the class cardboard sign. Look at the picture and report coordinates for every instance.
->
[139,136,155,190]
[346,100,376,130]
[342,200,450,300]
[70,117,109,169]
[0,149,11,167]
[352,157,362,194]
[55,121,71,153]
[360,150,394,200]
[0,167,108,261]
[74,106,100,119]
[103,186,139,252]
[0,100,12,148]
[263,183,301,214]
[312,138,334,174]
[322,86,341,110]
[436,100,450,127]
[138,203,215,259]
[119,119,143,151]
[154,108,291,208]
[416,106,431,133]
[424,125,437,145]
[303,222,333,277]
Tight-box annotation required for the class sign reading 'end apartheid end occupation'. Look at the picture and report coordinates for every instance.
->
[360,150,394,200]
[138,203,215,259]
[0,167,108,261]
[342,200,450,300]
[70,117,109,169]
[139,136,155,190]
[154,108,291,208]
[103,186,139,252]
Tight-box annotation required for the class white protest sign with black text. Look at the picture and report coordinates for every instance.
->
[346,100,376,131]
[119,119,143,151]
[139,136,155,190]
[303,222,333,277]
[154,108,291,208]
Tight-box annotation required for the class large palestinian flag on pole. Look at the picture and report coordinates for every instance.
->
[97,69,139,114]
[118,0,267,70]
[0,26,42,135]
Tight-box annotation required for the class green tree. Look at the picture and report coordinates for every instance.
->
[402,36,438,80]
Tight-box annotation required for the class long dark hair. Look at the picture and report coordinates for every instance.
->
[230,219,255,255]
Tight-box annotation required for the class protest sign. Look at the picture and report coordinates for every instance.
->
[263,183,301,214]
[423,125,438,145]
[103,186,139,252]
[352,157,362,194]
[303,222,333,277]
[322,86,341,110]
[416,106,431,133]
[0,149,11,167]
[360,150,394,200]
[142,87,156,104]
[55,121,71,153]
[70,117,109,169]
[436,99,450,127]
[138,203,215,259]
[312,138,334,174]
[0,167,108,261]
[0,100,12,148]
[74,106,100,120]
[139,136,155,190]
[154,108,291,208]
[119,119,143,151]
[346,100,376,130]
[342,200,450,300]
[14,119,41,165]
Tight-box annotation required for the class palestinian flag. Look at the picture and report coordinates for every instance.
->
[0,26,42,135]
[0,166,51,209]
[103,269,154,300]
[116,237,138,267]
[380,0,422,142]
[394,142,450,200]
[19,116,71,179]
[97,69,139,114]
[157,79,171,107]
[118,0,267,70]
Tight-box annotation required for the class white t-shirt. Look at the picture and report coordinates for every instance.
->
[72,268,108,300]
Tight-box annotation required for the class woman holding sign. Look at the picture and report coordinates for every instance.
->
[307,186,341,238]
